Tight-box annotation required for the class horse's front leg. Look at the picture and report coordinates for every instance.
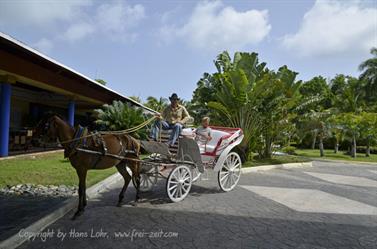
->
[116,163,132,207]
[72,168,87,220]
[133,174,141,203]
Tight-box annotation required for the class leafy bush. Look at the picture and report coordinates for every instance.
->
[95,100,147,139]
[282,146,297,155]
[356,146,377,154]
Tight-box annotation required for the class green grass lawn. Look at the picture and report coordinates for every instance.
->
[243,154,310,167]
[0,152,117,188]
[295,149,377,163]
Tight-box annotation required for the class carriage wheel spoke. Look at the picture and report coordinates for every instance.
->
[171,187,177,197]
[220,172,229,182]
[169,179,178,184]
[230,174,236,187]
[182,184,190,191]
[230,156,236,167]
[169,184,178,191]
[221,173,229,185]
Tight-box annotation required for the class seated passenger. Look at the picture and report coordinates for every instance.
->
[149,93,191,146]
[195,117,212,145]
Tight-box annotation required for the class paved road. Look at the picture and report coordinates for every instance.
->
[19,161,377,249]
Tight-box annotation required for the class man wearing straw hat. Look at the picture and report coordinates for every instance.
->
[149,93,191,146]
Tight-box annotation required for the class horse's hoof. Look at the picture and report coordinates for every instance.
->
[71,210,84,220]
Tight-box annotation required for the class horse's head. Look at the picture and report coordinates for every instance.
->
[34,115,61,143]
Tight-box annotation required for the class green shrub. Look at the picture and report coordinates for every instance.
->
[282,146,297,155]
[95,100,147,139]
[356,146,377,154]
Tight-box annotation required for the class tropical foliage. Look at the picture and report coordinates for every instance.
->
[144,96,168,112]
[191,52,303,159]
[359,47,377,103]
[95,100,147,139]
[191,49,377,159]
[93,48,377,161]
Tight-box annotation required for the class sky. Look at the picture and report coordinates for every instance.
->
[0,0,376,101]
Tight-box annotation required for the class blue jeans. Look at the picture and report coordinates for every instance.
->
[150,120,182,146]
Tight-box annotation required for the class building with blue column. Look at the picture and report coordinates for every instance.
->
[0,32,155,157]
[68,101,75,127]
[0,83,11,157]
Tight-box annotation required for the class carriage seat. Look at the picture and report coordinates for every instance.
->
[160,128,230,154]
[199,129,229,154]
[181,128,230,154]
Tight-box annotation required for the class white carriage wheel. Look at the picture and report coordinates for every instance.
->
[166,165,192,202]
[132,167,158,192]
[182,154,201,182]
[191,167,201,182]
[218,152,242,192]
[140,173,158,192]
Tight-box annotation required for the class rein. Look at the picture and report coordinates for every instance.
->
[60,116,156,144]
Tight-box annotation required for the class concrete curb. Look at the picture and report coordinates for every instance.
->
[0,172,122,249]
[0,149,64,161]
[307,158,377,166]
[241,161,313,173]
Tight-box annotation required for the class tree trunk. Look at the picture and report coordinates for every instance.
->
[366,138,370,157]
[264,134,272,159]
[334,142,339,154]
[351,135,357,158]
[319,137,324,157]
[311,130,317,149]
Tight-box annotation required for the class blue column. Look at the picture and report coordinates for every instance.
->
[30,104,39,120]
[68,101,75,127]
[0,83,11,157]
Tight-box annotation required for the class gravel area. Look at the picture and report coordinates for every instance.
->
[0,184,77,198]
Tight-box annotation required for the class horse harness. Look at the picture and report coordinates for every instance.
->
[65,126,139,169]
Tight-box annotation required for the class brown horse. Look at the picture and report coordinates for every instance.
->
[35,115,141,219]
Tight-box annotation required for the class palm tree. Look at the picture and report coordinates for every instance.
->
[208,53,302,159]
[338,113,362,158]
[129,96,142,103]
[95,100,147,139]
[328,116,344,154]
[359,47,377,102]
[254,66,302,158]
[301,110,333,157]
[144,96,168,112]
[206,51,267,160]
[359,112,377,157]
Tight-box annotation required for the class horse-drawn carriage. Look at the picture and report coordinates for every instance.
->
[135,126,244,202]
[37,115,244,218]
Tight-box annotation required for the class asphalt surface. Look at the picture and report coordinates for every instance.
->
[0,196,68,241]
[18,161,377,249]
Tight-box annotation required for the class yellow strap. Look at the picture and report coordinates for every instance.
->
[61,116,156,144]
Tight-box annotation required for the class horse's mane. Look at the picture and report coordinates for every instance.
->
[35,112,69,131]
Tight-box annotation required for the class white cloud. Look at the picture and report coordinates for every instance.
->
[0,0,92,27]
[282,0,377,57]
[63,22,95,42]
[0,0,146,48]
[96,2,146,42]
[160,1,271,51]
[33,38,53,53]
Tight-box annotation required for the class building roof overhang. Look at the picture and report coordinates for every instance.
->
[0,32,157,114]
